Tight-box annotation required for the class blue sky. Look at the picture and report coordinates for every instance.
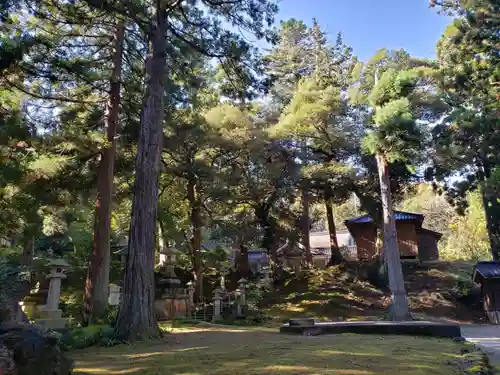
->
[274,0,452,61]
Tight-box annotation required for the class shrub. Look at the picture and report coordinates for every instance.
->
[452,278,475,299]
[59,324,122,350]
[104,306,119,327]
[214,313,273,326]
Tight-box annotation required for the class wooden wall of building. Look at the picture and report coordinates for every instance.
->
[396,222,418,258]
[350,221,419,261]
[417,232,440,261]
[350,225,377,260]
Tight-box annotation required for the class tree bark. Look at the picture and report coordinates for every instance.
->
[301,188,312,263]
[187,178,203,299]
[21,237,35,266]
[115,8,166,340]
[481,186,500,260]
[376,152,409,321]
[237,241,250,278]
[255,204,279,277]
[83,21,125,325]
[325,190,342,266]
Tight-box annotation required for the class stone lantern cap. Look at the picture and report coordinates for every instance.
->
[46,258,70,279]
[48,258,70,267]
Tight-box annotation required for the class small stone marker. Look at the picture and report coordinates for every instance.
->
[108,284,121,306]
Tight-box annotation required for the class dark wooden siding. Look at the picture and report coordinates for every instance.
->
[417,232,440,261]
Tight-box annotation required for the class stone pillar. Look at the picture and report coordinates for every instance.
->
[213,288,222,321]
[46,276,62,310]
[108,284,121,306]
[186,281,195,314]
[238,278,247,306]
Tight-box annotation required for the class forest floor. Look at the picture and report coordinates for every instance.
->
[72,325,488,375]
[262,261,485,324]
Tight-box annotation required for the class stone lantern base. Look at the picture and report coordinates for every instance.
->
[35,308,68,329]
[154,296,188,321]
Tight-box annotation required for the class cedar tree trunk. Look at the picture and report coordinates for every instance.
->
[301,188,312,263]
[237,241,250,278]
[481,186,500,260]
[22,237,35,266]
[187,178,203,299]
[84,21,125,324]
[115,9,166,340]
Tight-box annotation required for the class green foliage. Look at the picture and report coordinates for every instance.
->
[440,191,491,261]
[358,65,427,162]
[398,183,456,237]
[59,324,121,351]
[430,0,500,257]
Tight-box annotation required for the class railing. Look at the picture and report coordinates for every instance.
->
[340,246,358,260]
[312,246,359,261]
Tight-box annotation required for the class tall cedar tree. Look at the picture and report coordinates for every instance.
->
[83,20,125,324]
[82,0,278,340]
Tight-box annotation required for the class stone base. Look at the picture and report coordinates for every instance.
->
[35,318,68,330]
[280,320,462,338]
[37,309,62,319]
[154,298,188,321]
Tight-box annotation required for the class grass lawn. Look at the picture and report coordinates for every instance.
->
[73,325,487,375]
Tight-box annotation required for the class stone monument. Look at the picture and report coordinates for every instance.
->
[186,281,195,315]
[35,259,70,329]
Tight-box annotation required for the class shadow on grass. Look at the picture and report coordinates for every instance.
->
[73,327,483,375]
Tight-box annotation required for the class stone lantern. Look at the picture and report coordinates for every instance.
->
[36,259,70,329]
[160,241,181,279]
[154,241,188,320]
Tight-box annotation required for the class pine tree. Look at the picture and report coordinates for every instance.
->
[269,26,357,265]
[350,49,443,320]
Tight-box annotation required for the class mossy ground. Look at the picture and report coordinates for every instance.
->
[73,325,488,375]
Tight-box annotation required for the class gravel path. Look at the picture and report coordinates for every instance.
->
[461,325,500,372]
